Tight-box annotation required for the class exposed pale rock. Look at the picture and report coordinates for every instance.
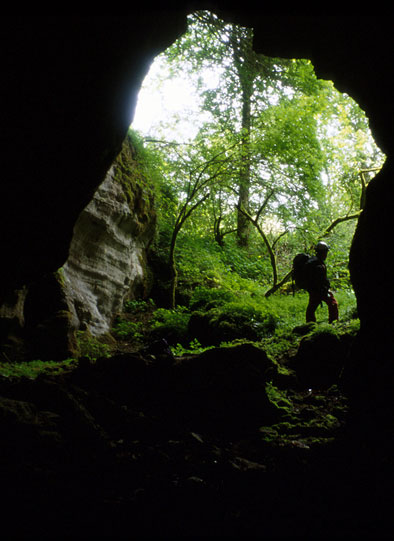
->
[0,136,155,361]
[62,148,155,336]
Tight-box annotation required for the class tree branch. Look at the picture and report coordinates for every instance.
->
[264,270,293,297]
[320,211,362,238]
[237,204,278,285]
[272,229,288,250]
[255,188,275,222]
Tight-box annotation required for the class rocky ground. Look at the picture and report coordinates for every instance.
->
[0,337,392,538]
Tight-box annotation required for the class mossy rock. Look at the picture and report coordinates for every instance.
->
[292,322,317,336]
[168,343,281,430]
[188,306,274,346]
[113,132,156,235]
[290,329,347,389]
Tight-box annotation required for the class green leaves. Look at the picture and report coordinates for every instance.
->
[133,9,385,299]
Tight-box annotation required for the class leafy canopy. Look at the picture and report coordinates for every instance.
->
[132,10,385,298]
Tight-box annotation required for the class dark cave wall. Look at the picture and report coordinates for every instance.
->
[0,15,187,299]
[1,13,393,362]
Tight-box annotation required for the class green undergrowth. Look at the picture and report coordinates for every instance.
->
[0,279,358,396]
[76,330,113,360]
[131,287,356,450]
[0,330,114,380]
[0,286,354,453]
[0,358,77,380]
[143,286,359,358]
[112,319,144,341]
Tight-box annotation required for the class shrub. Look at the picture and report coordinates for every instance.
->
[123,298,155,314]
[112,318,144,341]
[189,286,237,310]
[188,297,278,346]
[171,338,213,356]
[76,331,112,360]
[150,306,191,345]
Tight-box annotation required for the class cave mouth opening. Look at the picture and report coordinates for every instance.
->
[130,10,385,310]
[1,17,393,539]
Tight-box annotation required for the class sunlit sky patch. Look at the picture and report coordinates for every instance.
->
[132,56,221,142]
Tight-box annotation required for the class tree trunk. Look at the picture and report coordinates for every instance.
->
[237,97,251,246]
[233,26,255,248]
[168,228,178,309]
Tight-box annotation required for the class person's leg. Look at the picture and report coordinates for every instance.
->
[326,292,339,323]
[306,292,321,322]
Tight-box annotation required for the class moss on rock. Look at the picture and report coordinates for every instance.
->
[113,130,157,238]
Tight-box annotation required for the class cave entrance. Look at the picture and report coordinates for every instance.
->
[130,10,385,317]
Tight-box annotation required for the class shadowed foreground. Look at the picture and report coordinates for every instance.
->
[0,343,392,538]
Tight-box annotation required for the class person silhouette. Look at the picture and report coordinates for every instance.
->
[305,241,339,324]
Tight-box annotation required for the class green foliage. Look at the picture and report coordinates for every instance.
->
[152,306,191,328]
[171,338,213,356]
[189,285,236,310]
[186,283,359,355]
[218,236,273,282]
[123,298,155,314]
[124,128,163,195]
[265,381,294,413]
[0,358,77,380]
[210,299,278,337]
[120,10,372,360]
[76,331,112,360]
[112,318,144,341]
[175,235,226,288]
[169,231,274,300]
[134,10,385,302]
[152,217,359,349]
[150,306,191,344]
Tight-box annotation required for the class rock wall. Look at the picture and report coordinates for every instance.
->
[0,15,187,299]
[62,135,156,337]
[1,135,157,361]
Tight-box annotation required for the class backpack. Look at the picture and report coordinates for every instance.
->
[292,253,313,290]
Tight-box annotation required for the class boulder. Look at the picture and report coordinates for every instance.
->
[167,343,280,430]
[291,329,347,388]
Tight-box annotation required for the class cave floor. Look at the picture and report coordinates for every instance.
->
[0,348,392,539]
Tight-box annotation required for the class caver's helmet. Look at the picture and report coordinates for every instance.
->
[315,241,330,253]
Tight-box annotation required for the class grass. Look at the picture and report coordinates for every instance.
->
[0,358,77,380]
[145,286,359,358]
[0,269,358,380]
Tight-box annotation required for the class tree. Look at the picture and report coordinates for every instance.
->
[237,193,292,296]
[146,136,235,307]
[163,11,318,247]
[133,10,385,298]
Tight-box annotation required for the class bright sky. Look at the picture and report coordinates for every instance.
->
[131,56,220,142]
[132,58,194,140]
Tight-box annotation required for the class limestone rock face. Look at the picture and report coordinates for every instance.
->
[62,139,156,337]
